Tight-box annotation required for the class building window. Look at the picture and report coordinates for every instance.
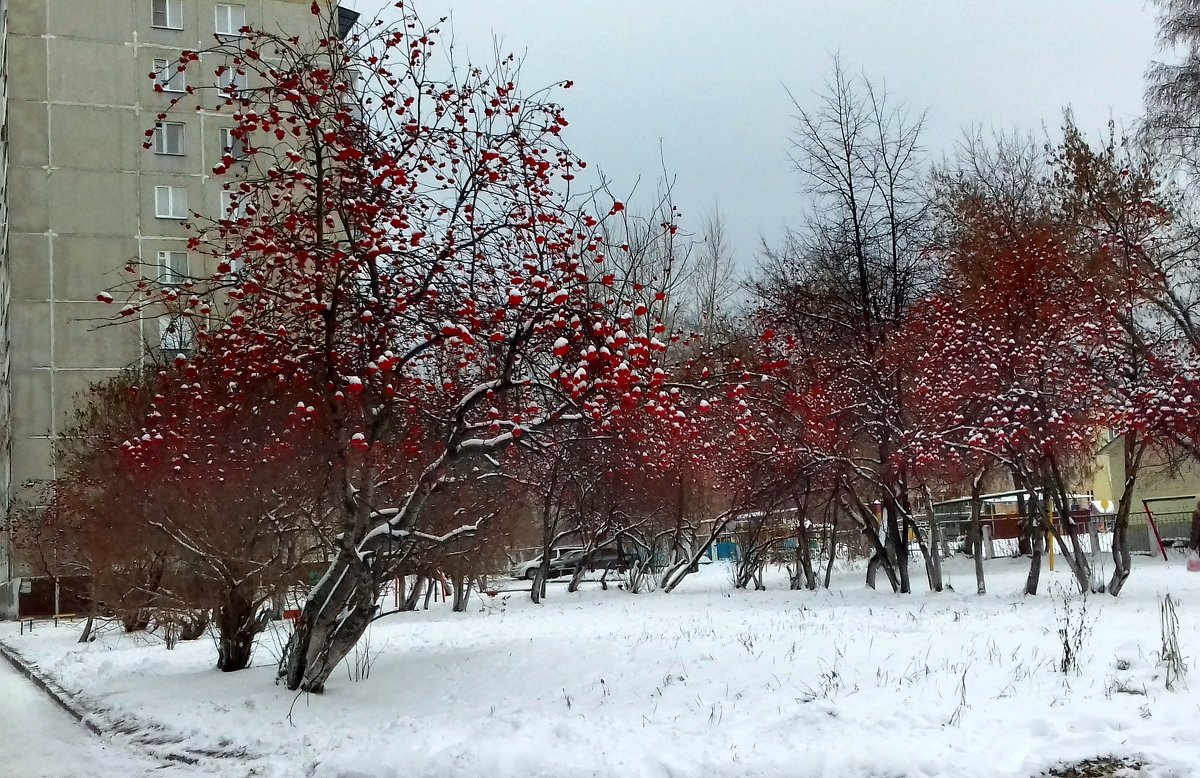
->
[153,122,185,155]
[218,128,248,161]
[152,57,185,92]
[217,67,248,94]
[221,190,248,221]
[152,0,183,30]
[218,249,243,277]
[159,317,195,355]
[154,186,187,219]
[157,250,188,285]
[214,4,247,36]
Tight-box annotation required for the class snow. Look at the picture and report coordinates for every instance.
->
[3,557,1200,777]
[0,654,163,777]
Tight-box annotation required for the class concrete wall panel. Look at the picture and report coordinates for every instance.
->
[6,0,47,37]
[5,36,46,102]
[10,371,52,440]
[55,369,124,430]
[10,437,54,489]
[49,105,139,172]
[6,234,50,303]
[8,166,49,233]
[10,302,52,368]
[53,237,137,301]
[48,170,138,236]
[47,40,136,106]
[6,100,48,168]
[53,302,142,369]
[48,0,138,43]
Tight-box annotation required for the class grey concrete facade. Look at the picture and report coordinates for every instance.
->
[1,0,12,601]
[0,0,329,616]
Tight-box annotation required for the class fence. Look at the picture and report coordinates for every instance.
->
[709,508,1193,564]
[933,509,1197,558]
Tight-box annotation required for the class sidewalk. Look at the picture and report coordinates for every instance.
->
[0,643,162,778]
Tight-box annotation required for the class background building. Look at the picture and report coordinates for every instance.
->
[0,0,353,617]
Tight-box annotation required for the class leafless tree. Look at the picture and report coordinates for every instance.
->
[689,207,740,340]
[1146,0,1200,174]
[754,57,936,593]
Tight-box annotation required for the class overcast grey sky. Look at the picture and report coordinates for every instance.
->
[343,1,1161,265]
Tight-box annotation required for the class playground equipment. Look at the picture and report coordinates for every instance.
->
[1138,496,1176,562]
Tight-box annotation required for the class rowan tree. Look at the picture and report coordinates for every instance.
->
[753,59,937,594]
[910,204,1113,595]
[11,374,176,634]
[111,3,682,691]
[37,360,335,669]
[1048,122,1187,594]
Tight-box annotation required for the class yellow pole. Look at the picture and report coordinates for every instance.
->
[1047,502,1055,572]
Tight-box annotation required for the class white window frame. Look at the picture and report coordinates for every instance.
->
[159,317,195,354]
[214,3,247,37]
[220,190,248,221]
[151,0,183,30]
[157,250,188,285]
[221,250,242,276]
[154,186,187,219]
[153,122,185,155]
[217,67,248,94]
[218,127,247,161]
[152,57,185,93]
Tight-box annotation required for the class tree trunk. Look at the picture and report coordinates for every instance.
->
[885,505,911,594]
[861,523,899,592]
[531,556,553,603]
[216,587,262,672]
[452,577,472,612]
[1087,516,1103,592]
[1109,440,1143,597]
[865,550,883,590]
[908,516,940,592]
[78,584,98,644]
[1108,511,1131,596]
[736,545,769,591]
[122,610,152,633]
[662,513,737,592]
[1049,522,1090,593]
[1016,493,1033,556]
[1046,460,1091,593]
[924,490,944,592]
[78,613,95,644]
[217,625,257,672]
[532,457,561,604]
[970,478,986,595]
[282,550,378,693]
[841,489,899,592]
[823,506,839,589]
[401,575,424,611]
[179,609,210,641]
[567,548,593,593]
[788,491,818,591]
[1024,495,1044,596]
[794,523,817,590]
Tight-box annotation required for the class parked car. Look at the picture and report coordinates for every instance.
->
[508,547,584,580]
[546,548,634,578]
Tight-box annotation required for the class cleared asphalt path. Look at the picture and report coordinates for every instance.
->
[0,656,164,777]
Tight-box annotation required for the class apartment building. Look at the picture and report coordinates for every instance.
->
[0,0,355,617]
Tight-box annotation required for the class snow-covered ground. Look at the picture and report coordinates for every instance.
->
[0,654,164,777]
[2,556,1200,778]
